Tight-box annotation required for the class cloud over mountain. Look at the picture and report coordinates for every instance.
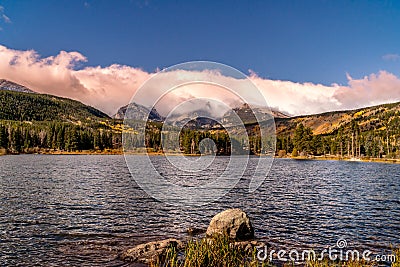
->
[0,45,150,115]
[1,45,400,117]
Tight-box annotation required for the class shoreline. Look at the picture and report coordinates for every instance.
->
[2,150,400,164]
[0,149,123,156]
[284,155,400,164]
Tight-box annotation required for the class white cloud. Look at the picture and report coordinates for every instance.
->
[382,53,400,61]
[0,6,11,24]
[0,45,400,117]
[333,71,400,109]
[2,14,11,23]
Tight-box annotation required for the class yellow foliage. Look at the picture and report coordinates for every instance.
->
[354,111,364,117]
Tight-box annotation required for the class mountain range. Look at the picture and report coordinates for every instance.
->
[1,78,399,138]
[0,79,288,127]
[114,101,289,129]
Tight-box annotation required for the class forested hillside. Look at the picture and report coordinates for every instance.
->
[275,102,400,158]
[0,89,122,154]
[0,90,109,122]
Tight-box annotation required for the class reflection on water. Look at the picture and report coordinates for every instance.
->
[0,155,399,266]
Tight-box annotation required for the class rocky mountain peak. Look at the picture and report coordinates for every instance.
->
[0,79,36,94]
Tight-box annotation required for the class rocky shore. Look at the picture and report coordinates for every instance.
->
[119,208,267,266]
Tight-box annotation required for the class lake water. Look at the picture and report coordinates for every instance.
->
[0,155,399,266]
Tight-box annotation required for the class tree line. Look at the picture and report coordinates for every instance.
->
[140,123,274,155]
[0,121,121,153]
[3,109,400,158]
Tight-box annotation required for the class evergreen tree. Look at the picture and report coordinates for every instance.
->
[10,127,22,153]
[0,124,8,149]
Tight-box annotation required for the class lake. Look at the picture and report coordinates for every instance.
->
[0,155,399,266]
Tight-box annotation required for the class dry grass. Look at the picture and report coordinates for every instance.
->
[392,247,400,267]
[150,235,272,267]
[150,236,398,267]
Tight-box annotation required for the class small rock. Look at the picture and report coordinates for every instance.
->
[232,240,267,253]
[206,208,254,240]
[120,238,184,264]
[186,227,205,236]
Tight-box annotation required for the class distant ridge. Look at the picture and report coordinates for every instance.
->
[114,103,164,121]
[0,79,36,94]
[275,100,400,135]
[114,102,289,125]
[222,103,290,126]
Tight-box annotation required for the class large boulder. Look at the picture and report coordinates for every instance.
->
[206,208,254,240]
[120,238,184,264]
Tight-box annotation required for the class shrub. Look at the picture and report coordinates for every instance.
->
[278,150,286,158]
[292,148,299,157]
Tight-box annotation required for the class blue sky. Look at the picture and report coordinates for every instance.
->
[1,0,399,86]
